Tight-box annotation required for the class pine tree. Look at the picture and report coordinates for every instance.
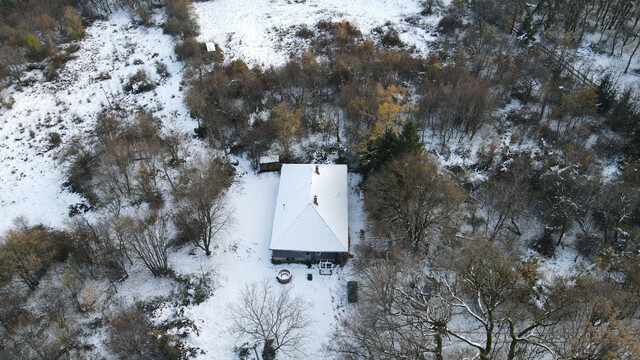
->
[516,13,536,46]
[596,74,617,115]
[397,121,423,154]
[361,121,424,175]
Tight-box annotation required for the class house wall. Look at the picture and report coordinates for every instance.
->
[271,250,344,262]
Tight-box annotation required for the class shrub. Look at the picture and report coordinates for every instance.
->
[380,28,403,47]
[296,25,314,39]
[596,73,616,114]
[63,145,99,206]
[234,343,252,359]
[44,63,59,80]
[23,34,46,61]
[437,13,462,35]
[174,38,202,61]
[97,71,111,80]
[64,7,85,40]
[576,233,603,259]
[155,61,170,78]
[0,24,13,42]
[164,0,199,39]
[531,231,555,257]
[421,0,442,15]
[0,94,16,110]
[108,307,160,358]
[47,132,62,149]
[0,226,69,290]
[123,69,156,94]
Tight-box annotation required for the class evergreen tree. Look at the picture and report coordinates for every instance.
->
[610,89,637,132]
[516,13,536,46]
[361,121,424,176]
[361,130,398,176]
[397,121,423,154]
[596,74,617,115]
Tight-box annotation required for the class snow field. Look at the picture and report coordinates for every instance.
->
[193,0,442,67]
[0,11,196,232]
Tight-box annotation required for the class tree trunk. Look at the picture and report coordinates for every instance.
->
[556,226,566,246]
[511,218,522,236]
[434,332,443,360]
[624,36,640,74]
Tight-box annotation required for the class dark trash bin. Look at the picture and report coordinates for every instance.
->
[347,281,358,303]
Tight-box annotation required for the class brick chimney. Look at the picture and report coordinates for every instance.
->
[313,195,318,205]
[315,165,319,175]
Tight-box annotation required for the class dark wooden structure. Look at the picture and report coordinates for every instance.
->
[347,281,358,303]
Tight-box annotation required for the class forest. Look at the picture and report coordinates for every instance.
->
[1,0,639,359]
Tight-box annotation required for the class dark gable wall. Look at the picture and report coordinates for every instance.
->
[272,250,342,262]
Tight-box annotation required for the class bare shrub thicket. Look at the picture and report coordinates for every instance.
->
[115,212,172,277]
[107,306,161,360]
[67,216,129,288]
[66,110,178,212]
[183,22,427,163]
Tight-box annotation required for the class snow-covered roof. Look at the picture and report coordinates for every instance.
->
[205,42,216,52]
[269,164,349,253]
[259,155,279,164]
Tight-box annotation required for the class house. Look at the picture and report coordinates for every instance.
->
[269,164,349,263]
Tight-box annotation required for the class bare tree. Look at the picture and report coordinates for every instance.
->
[329,261,451,360]
[0,45,25,83]
[364,153,464,254]
[477,153,534,241]
[107,306,159,360]
[435,239,559,360]
[115,212,172,277]
[546,276,640,360]
[229,279,311,359]
[176,158,234,256]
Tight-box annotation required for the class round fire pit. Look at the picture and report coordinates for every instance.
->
[276,268,292,284]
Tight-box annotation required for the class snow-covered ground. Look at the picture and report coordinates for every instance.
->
[0,1,636,358]
[0,12,196,232]
[577,33,640,91]
[0,0,447,233]
[193,0,444,67]
[172,162,366,359]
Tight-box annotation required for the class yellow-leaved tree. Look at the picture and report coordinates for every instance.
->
[271,101,302,156]
[354,83,417,164]
[370,83,416,142]
[64,7,85,40]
